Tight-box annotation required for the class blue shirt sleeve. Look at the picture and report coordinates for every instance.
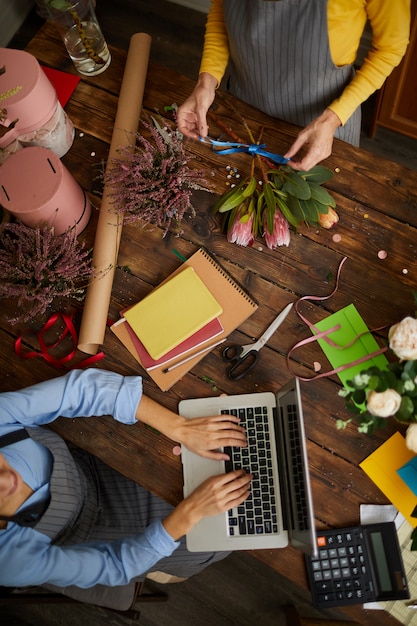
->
[0,519,180,588]
[0,369,143,426]
[0,370,182,589]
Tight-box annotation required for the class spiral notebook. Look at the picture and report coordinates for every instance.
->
[123,266,223,360]
[111,248,258,390]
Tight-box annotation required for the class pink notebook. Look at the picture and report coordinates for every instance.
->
[122,316,223,370]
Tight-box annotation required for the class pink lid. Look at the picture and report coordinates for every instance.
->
[0,146,91,235]
[0,48,57,147]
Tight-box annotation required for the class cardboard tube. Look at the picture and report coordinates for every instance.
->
[78,33,152,354]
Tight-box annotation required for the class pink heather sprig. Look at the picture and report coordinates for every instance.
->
[105,118,206,235]
[0,222,94,324]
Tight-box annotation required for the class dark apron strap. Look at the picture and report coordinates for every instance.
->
[0,428,30,448]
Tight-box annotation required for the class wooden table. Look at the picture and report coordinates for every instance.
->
[3,22,417,626]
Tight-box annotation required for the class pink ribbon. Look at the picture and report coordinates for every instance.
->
[287,257,389,381]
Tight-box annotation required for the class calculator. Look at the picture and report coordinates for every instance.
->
[305,522,409,608]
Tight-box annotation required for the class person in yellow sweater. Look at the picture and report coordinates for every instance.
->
[177,0,411,171]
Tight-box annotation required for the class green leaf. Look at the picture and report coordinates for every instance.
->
[242,176,257,198]
[212,183,244,213]
[298,166,334,184]
[263,181,277,213]
[396,396,415,421]
[282,172,311,200]
[352,389,366,405]
[309,183,336,208]
[275,195,299,228]
[267,206,274,234]
[299,199,320,225]
[286,194,305,224]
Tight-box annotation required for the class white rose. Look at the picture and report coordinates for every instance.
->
[388,317,417,360]
[366,389,402,418]
[406,423,417,454]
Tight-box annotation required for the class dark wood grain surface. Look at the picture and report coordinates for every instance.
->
[3,21,417,626]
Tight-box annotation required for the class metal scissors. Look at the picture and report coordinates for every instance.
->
[222,302,293,380]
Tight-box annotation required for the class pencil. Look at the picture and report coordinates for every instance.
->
[162,339,225,373]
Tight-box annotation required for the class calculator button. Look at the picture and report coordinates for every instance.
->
[318,592,335,603]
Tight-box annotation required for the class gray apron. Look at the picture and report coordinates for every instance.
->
[3,427,227,608]
[222,0,361,146]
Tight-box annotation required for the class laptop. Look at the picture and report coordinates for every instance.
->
[179,378,317,556]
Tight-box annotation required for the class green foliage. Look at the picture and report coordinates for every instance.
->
[339,360,417,434]
[212,165,336,238]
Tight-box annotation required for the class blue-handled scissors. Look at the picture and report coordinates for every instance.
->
[222,302,293,380]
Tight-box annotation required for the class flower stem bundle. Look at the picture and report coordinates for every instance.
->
[209,114,338,248]
[213,164,337,248]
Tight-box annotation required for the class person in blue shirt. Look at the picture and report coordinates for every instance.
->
[0,368,249,608]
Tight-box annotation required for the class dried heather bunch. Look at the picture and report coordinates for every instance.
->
[105,117,206,235]
[0,222,94,324]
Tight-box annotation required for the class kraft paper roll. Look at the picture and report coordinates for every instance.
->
[78,33,152,354]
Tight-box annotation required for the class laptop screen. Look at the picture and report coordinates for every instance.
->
[275,378,317,557]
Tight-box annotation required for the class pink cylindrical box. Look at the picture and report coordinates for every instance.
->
[0,47,74,159]
[0,146,91,235]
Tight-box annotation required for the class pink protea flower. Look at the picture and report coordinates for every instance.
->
[227,208,255,246]
[263,210,290,249]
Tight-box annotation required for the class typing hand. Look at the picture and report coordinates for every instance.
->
[177,414,247,460]
[163,470,252,540]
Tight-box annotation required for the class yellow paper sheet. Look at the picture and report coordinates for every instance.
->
[360,432,417,526]
[78,32,152,354]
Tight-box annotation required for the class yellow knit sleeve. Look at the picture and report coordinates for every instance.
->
[199,0,230,86]
[329,0,411,125]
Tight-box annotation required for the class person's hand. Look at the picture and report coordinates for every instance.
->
[176,414,247,460]
[284,108,342,171]
[176,72,218,140]
[163,470,252,540]
[134,396,246,460]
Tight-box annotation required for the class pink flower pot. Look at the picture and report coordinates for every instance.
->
[0,146,91,235]
[0,47,74,160]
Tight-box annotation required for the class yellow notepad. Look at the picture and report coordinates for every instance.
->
[360,432,416,526]
[124,266,223,359]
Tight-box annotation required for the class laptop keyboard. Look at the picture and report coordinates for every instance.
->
[222,406,278,537]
